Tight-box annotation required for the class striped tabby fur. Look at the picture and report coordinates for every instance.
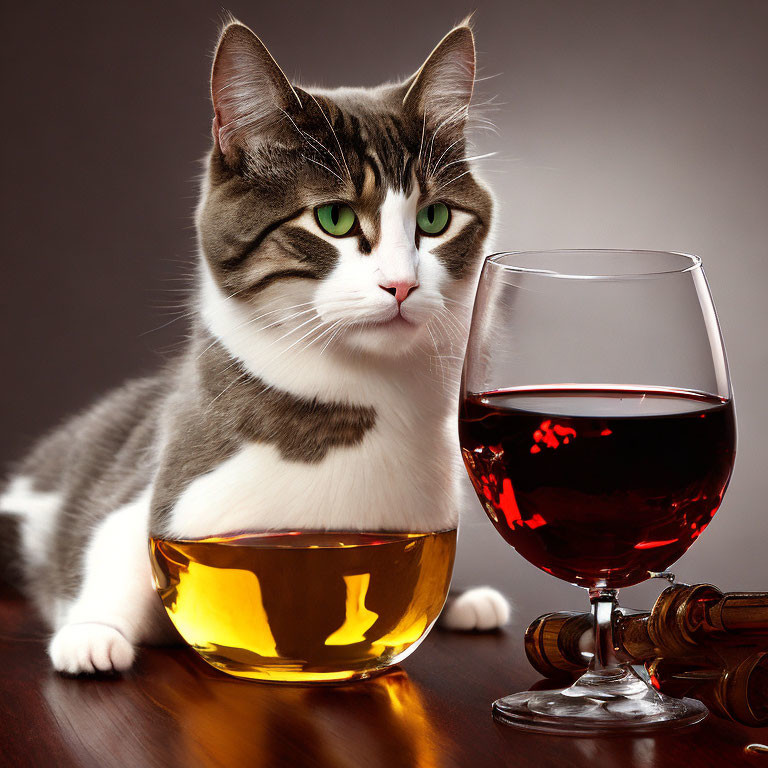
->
[0,18,507,674]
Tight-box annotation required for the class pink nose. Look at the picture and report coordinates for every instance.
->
[379,280,419,304]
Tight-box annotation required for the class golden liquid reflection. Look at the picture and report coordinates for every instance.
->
[172,563,278,657]
[42,661,446,768]
[325,573,380,646]
[175,669,446,768]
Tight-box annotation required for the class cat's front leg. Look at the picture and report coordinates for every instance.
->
[48,487,167,674]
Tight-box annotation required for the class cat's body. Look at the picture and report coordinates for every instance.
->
[0,19,509,674]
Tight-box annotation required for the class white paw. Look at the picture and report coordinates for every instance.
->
[441,586,511,631]
[49,622,135,674]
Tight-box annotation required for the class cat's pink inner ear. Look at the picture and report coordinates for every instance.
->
[403,25,476,128]
[210,21,300,157]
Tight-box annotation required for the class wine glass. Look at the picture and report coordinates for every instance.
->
[459,250,736,734]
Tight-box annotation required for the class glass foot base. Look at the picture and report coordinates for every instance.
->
[493,671,708,735]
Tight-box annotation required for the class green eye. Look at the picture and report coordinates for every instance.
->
[416,202,450,236]
[315,203,357,237]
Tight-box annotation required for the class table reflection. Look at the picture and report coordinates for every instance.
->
[43,653,447,768]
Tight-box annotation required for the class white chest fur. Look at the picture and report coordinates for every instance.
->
[165,401,460,539]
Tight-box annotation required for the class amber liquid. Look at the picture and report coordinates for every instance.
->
[149,530,456,683]
[459,388,736,588]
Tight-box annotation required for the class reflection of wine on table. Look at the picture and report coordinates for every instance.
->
[459,388,736,588]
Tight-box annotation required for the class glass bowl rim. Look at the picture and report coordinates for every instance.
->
[485,249,702,280]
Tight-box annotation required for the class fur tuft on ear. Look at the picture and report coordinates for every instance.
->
[210,21,302,158]
[402,24,476,130]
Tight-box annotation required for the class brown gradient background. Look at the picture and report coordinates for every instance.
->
[1,0,766,611]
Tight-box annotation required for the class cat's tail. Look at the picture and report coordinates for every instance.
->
[440,586,511,631]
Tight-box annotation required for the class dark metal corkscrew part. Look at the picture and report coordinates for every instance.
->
[524,583,768,727]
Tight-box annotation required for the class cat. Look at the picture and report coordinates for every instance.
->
[0,18,509,674]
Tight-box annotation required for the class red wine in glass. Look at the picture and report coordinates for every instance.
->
[461,249,736,733]
[459,387,736,589]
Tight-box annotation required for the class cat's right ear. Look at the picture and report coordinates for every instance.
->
[210,21,302,159]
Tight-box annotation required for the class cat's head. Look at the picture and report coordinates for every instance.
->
[197,19,492,361]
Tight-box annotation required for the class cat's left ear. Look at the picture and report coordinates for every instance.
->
[402,22,476,129]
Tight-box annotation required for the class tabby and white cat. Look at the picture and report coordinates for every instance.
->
[0,19,509,674]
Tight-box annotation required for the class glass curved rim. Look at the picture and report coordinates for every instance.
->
[486,249,702,280]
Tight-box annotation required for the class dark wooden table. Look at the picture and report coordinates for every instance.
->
[2,585,767,768]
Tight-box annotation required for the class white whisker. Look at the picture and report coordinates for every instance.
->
[278,108,344,176]
[302,154,345,184]
[204,369,249,414]
[428,137,463,181]
[431,169,473,195]
[308,94,353,182]
[436,152,497,177]
[195,300,317,361]
[318,320,347,356]
[417,108,427,167]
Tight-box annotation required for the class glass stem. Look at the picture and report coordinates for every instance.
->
[588,588,622,676]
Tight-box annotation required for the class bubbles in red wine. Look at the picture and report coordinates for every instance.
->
[459,388,736,588]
